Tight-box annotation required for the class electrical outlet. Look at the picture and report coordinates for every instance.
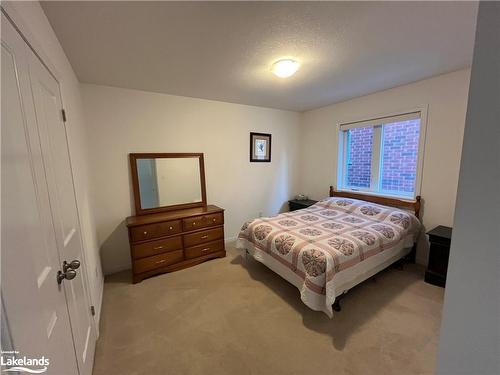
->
[258,211,263,217]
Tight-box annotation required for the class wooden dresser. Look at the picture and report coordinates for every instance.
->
[126,205,226,283]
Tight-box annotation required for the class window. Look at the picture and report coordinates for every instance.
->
[338,112,423,198]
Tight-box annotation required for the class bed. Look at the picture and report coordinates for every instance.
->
[236,187,421,317]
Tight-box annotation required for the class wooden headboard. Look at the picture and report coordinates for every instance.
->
[329,186,421,219]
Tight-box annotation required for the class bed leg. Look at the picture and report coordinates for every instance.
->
[395,259,404,270]
[333,292,345,312]
[405,243,417,264]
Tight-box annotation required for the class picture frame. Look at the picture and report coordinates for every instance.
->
[250,132,272,162]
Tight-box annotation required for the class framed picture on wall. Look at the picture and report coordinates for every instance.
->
[250,132,272,162]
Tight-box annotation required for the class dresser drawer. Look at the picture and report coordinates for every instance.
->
[183,227,224,248]
[133,250,183,274]
[185,239,224,259]
[183,213,223,231]
[130,220,181,242]
[131,236,182,260]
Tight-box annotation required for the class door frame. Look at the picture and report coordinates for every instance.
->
[1,4,101,336]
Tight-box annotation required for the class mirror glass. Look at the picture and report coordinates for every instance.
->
[136,157,202,209]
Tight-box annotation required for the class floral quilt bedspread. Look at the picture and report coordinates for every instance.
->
[237,197,420,314]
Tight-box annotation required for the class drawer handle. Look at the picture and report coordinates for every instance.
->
[201,235,209,239]
[143,231,148,235]
[201,247,211,252]
[212,218,216,222]
[153,246,164,250]
[169,226,173,230]
[193,222,196,226]
[155,259,166,264]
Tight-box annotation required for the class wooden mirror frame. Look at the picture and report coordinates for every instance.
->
[130,153,207,215]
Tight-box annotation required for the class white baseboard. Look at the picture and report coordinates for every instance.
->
[103,263,131,276]
[93,276,104,337]
[224,236,237,245]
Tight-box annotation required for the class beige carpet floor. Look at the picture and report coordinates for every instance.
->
[93,245,444,375]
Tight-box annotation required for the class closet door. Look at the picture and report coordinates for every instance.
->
[1,13,79,374]
[27,26,96,375]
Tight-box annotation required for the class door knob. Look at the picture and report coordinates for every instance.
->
[57,269,77,284]
[63,260,80,272]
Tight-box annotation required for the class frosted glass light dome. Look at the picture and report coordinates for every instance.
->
[271,59,300,78]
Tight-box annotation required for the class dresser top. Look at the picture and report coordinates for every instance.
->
[126,205,224,227]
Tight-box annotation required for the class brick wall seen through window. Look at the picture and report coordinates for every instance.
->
[346,127,373,188]
[381,119,420,193]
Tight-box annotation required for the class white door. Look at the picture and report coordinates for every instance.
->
[27,29,96,375]
[1,13,79,375]
[1,12,95,375]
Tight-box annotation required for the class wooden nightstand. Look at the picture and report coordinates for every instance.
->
[425,225,452,287]
[288,199,318,211]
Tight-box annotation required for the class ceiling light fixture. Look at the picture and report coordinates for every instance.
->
[271,59,300,78]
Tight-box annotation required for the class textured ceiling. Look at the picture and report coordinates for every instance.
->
[42,1,478,112]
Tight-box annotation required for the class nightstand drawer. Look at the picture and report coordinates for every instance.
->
[428,243,450,275]
[183,227,224,247]
[428,235,451,247]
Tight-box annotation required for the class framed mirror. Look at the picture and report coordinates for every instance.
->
[129,153,207,215]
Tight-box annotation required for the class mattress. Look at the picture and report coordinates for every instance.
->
[236,196,420,317]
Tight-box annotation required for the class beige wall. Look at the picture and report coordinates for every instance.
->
[81,84,301,274]
[298,69,471,264]
[3,3,103,323]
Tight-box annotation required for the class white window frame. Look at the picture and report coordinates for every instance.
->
[336,107,428,200]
